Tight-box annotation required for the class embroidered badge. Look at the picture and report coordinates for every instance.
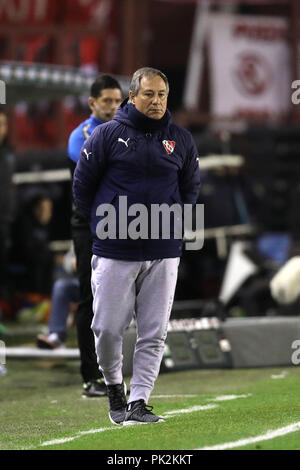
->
[162,140,175,155]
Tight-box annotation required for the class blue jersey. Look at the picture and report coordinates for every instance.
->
[68,114,103,164]
[68,114,103,229]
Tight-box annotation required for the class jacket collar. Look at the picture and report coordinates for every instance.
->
[115,98,171,133]
[90,114,104,126]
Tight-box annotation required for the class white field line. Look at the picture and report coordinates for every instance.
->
[33,403,217,448]
[39,426,120,447]
[40,436,80,447]
[163,404,218,416]
[197,422,300,450]
[153,393,252,401]
[271,371,288,379]
[24,394,251,449]
[210,394,252,402]
[151,394,198,398]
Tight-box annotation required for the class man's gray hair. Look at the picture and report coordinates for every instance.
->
[129,67,169,96]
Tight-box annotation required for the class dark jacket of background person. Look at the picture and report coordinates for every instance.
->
[73,98,201,261]
[11,195,54,294]
[67,113,105,384]
[0,141,15,225]
[0,121,16,298]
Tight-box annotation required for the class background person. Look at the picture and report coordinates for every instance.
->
[12,193,54,295]
[73,67,201,425]
[68,75,122,398]
[37,243,79,349]
[0,109,16,324]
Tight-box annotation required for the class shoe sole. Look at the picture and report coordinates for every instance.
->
[108,382,127,426]
[109,413,124,426]
[36,339,62,349]
[123,418,165,426]
[82,393,107,398]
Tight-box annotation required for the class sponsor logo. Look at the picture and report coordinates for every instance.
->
[83,148,91,160]
[118,137,130,147]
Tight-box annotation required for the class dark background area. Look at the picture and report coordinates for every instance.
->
[1,0,300,319]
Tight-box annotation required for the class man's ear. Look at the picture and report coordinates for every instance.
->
[88,97,95,112]
[129,90,135,104]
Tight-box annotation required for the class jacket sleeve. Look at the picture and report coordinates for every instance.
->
[179,132,201,205]
[72,126,107,221]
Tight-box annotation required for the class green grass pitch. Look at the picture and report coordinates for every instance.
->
[1,360,300,451]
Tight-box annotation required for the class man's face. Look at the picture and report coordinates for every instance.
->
[130,75,168,120]
[0,113,8,144]
[89,88,122,122]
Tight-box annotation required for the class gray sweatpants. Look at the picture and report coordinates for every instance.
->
[90,256,179,403]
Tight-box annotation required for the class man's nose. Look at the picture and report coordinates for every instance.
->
[152,94,161,103]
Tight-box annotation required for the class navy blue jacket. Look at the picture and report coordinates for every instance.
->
[73,99,201,260]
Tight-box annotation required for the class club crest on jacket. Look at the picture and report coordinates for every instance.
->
[162,140,175,155]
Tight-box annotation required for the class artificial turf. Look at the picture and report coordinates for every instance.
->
[1,360,300,451]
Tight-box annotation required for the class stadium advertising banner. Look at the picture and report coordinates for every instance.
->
[0,0,105,24]
[208,14,291,120]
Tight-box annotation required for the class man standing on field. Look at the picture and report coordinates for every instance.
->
[73,67,200,423]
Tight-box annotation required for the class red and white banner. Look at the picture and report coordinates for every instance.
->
[0,0,111,25]
[208,14,291,120]
[0,0,57,24]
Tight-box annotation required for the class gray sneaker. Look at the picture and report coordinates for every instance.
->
[123,399,165,426]
[107,382,127,425]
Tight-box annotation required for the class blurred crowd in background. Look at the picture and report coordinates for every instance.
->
[1,0,300,325]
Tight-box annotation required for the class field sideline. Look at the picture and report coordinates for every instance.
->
[1,360,300,452]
